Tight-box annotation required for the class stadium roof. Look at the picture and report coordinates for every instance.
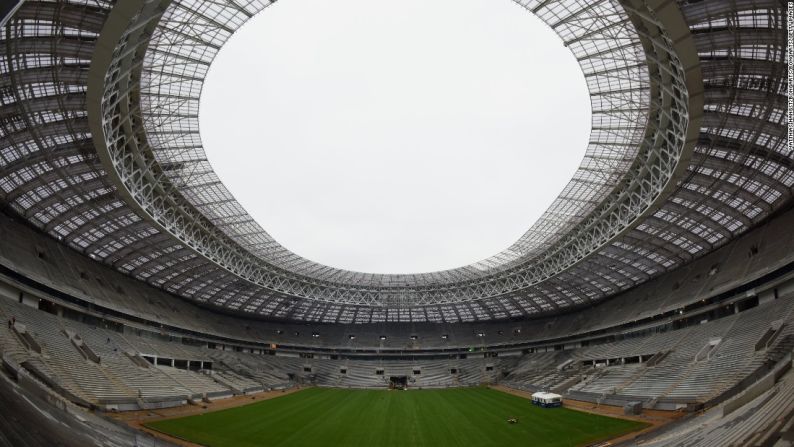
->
[0,0,790,323]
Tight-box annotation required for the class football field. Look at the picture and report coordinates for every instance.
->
[146,387,648,447]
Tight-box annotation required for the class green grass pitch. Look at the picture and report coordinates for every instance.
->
[146,387,648,447]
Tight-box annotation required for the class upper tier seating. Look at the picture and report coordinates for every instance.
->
[1,208,792,352]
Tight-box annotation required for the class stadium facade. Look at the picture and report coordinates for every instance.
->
[0,0,791,446]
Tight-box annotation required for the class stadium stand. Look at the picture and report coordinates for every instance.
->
[504,296,794,409]
[631,355,794,447]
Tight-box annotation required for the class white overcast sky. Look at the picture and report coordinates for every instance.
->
[200,0,590,274]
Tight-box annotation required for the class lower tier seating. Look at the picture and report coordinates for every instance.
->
[1,293,792,413]
[502,295,794,409]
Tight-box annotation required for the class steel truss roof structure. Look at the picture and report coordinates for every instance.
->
[0,0,791,323]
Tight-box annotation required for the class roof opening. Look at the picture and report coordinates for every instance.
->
[200,0,590,274]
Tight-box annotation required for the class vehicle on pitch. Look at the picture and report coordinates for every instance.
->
[530,392,562,408]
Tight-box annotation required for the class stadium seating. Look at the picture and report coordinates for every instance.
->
[636,360,794,446]
[502,295,794,409]
[2,285,792,412]
[1,209,793,353]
